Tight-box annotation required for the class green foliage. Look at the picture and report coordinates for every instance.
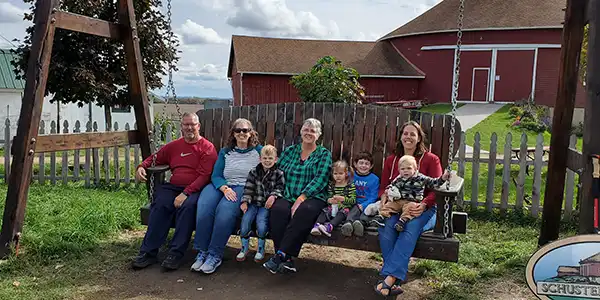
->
[571,121,584,138]
[290,56,365,104]
[11,0,179,108]
[154,113,178,143]
[508,106,523,118]
[509,100,550,133]
[580,24,588,82]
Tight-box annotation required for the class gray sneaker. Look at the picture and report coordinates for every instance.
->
[352,220,364,236]
[190,251,208,272]
[341,222,354,237]
[199,255,222,274]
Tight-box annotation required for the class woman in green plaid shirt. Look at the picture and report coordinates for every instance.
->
[262,118,332,274]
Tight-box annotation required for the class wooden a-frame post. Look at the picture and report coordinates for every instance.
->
[0,0,153,257]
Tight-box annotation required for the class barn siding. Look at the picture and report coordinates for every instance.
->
[456,51,492,100]
[495,50,535,102]
[534,48,586,108]
[231,60,241,106]
[360,77,420,102]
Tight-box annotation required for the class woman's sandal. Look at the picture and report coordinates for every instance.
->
[374,280,404,297]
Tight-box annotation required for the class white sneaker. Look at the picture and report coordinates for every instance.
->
[318,224,332,237]
[310,224,321,236]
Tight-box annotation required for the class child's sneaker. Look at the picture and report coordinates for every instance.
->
[352,220,364,236]
[394,218,407,232]
[341,222,353,237]
[318,223,333,237]
[310,224,321,236]
[236,237,250,261]
[371,215,386,227]
[254,238,266,262]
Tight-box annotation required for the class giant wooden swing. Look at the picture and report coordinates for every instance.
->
[0,0,154,257]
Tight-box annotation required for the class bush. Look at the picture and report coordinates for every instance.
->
[509,106,524,118]
[572,122,584,137]
[508,102,550,133]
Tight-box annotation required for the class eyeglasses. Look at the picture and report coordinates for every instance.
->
[233,128,250,133]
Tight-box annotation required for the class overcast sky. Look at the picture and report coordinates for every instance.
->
[0,0,441,98]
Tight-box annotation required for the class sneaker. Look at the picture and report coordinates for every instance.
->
[190,251,208,272]
[341,222,354,237]
[254,238,266,262]
[280,257,297,273]
[395,219,406,232]
[161,254,182,270]
[371,215,386,227]
[199,255,222,274]
[263,253,284,274]
[131,252,157,269]
[352,220,364,237]
[310,224,321,236]
[318,223,333,237]
[236,237,250,262]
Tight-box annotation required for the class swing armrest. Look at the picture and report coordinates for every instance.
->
[146,165,170,174]
[429,173,465,238]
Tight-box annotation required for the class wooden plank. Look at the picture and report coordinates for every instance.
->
[93,123,100,185]
[38,121,45,184]
[564,135,578,219]
[397,108,410,128]
[255,105,266,144]
[34,130,140,152]
[293,103,304,146]
[470,132,481,208]
[321,103,334,151]
[457,132,466,206]
[212,108,223,150]
[283,103,294,149]
[372,107,387,176]
[203,109,214,144]
[124,123,131,184]
[331,103,345,161]
[420,112,432,145]
[362,106,376,166]
[0,0,59,257]
[516,133,528,209]
[231,105,241,124]
[117,0,152,159]
[531,134,545,217]
[342,104,355,161]
[265,104,277,146]
[113,122,120,186]
[73,121,81,180]
[221,107,231,148]
[430,115,444,165]
[352,105,366,159]
[385,107,399,156]
[275,103,285,152]
[486,133,498,212]
[248,104,258,127]
[539,0,588,245]
[241,105,250,120]
[50,122,57,184]
[441,115,453,168]
[61,121,69,184]
[567,148,583,171]
[133,123,140,185]
[501,132,513,212]
[54,11,121,39]
[84,122,91,187]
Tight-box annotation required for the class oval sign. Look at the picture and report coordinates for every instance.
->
[526,234,600,299]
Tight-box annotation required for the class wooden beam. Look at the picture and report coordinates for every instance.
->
[0,0,59,258]
[117,0,153,159]
[538,0,587,247]
[54,11,121,39]
[34,131,139,152]
[567,148,584,171]
[580,0,600,234]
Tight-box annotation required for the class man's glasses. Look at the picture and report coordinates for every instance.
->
[233,128,250,133]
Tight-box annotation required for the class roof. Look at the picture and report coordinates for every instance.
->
[580,252,600,264]
[0,49,24,89]
[379,0,566,40]
[228,35,424,78]
[557,266,580,272]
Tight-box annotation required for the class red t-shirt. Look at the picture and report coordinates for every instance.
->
[378,151,442,208]
[140,137,218,195]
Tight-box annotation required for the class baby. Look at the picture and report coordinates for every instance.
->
[372,155,449,232]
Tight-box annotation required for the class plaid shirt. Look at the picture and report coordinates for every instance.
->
[241,163,285,207]
[278,144,332,202]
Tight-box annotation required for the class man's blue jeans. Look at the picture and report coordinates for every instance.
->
[193,183,243,259]
[377,206,437,281]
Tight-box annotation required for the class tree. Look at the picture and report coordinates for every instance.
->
[290,56,365,104]
[11,0,179,127]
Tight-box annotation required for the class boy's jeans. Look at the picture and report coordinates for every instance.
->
[240,203,270,238]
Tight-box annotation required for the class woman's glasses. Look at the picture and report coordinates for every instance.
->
[233,128,250,133]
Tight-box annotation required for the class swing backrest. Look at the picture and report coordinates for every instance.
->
[196,103,461,177]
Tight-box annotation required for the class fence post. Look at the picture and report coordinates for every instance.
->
[500,132,512,212]
[50,121,57,184]
[486,133,498,212]
[38,121,45,184]
[516,133,528,209]
[470,132,481,208]
[62,120,69,184]
[4,118,10,182]
[564,134,578,219]
[457,131,466,207]
[113,122,120,186]
[73,121,81,180]
[84,121,91,187]
[124,123,131,185]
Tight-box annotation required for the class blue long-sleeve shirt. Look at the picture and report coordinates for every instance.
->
[353,171,379,208]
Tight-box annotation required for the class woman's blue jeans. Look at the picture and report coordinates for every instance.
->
[377,206,437,281]
[193,183,243,259]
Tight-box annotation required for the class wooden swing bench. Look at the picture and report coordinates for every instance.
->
[140,103,467,262]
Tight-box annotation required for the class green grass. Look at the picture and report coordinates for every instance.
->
[465,105,583,154]
[418,103,465,115]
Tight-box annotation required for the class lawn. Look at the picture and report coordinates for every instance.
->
[0,183,578,299]
[418,103,465,115]
[465,105,583,154]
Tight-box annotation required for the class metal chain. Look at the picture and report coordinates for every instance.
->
[443,0,464,238]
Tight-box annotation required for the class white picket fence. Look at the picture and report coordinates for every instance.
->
[0,118,582,219]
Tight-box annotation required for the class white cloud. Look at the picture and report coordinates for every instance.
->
[178,62,227,82]
[0,2,26,23]
[224,0,341,39]
[179,19,228,45]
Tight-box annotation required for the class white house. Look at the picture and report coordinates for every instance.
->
[0,49,153,139]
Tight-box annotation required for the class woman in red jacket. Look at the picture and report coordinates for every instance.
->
[374,120,441,297]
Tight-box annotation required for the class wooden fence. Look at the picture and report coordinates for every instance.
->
[0,105,583,219]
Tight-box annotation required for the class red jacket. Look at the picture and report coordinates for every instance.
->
[378,151,442,208]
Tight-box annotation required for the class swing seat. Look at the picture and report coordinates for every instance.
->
[139,169,466,262]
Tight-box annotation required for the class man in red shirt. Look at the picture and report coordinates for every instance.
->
[132,112,218,270]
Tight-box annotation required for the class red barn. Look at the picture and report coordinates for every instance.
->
[227,0,585,108]
[579,252,600,277]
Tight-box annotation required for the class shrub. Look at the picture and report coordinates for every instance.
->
[572,122,584,137]
[509,106,524,118]
[508,102,550,133]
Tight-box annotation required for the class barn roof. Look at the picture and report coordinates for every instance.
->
[0,49,24,90]
[379,0,566,40]
[580,252,600,264]
[228,35,425,78]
